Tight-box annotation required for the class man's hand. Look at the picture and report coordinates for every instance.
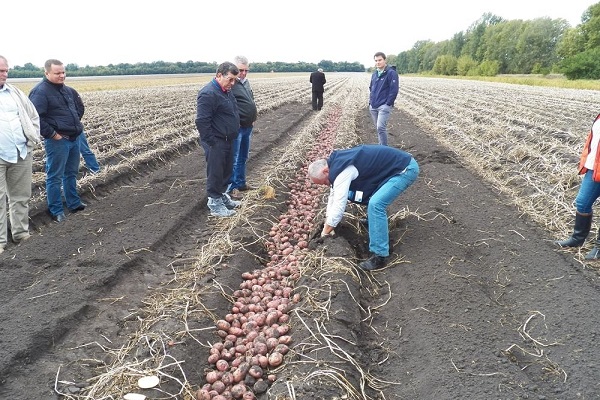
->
[321,224,335,238]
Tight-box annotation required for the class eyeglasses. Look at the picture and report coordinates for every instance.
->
[238,69,249,72]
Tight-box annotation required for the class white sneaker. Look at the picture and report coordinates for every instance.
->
[222,193,241,210]
[208,197,235,217]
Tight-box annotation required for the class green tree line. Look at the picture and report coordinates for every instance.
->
[392,2,600,79]
[8,60,365,78]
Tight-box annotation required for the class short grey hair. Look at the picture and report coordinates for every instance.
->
[308,159,328,180]
[234,55,249,66]
[317,68,323,72]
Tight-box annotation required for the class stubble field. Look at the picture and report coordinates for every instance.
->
[2,73,600,399]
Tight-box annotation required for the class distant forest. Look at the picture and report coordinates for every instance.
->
[8,2,600,80]
[7,60,365,78]
[388,2,600,79]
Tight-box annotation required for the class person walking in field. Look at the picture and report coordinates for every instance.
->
[227,55,258,200]
[29,59,87,223]
[556,112,600,259]
[195,62,242,218]
[0,55,41,253]
[309,68,326,111]
[369,52,399,146]
[308,144,419,270]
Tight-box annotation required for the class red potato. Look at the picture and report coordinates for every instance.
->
[248,365,264,379]
[268,351,283,367]
[206,370,221,384]
[208,353,220,364]
[216,359,229,372]
[229,327,244,337]
[230,383,247,399]
[257,355,268,368]
[216,320,231,331]
[196,389,211,400]
[221,371,233,386]
[211,380,226,394]
[275,344,289,355]
[278,335,292,345]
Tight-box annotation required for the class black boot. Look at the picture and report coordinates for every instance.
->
[359,254,387,270]
[585,231,600,260]
[556,212,592,248]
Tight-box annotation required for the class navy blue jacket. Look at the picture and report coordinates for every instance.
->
[369,66,399,108]
[28,78,84,140]
[328,144,413,204]
[195,79,240,145]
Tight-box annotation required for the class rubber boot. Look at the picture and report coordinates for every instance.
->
[556,212,592,248]
[585,230,600,260]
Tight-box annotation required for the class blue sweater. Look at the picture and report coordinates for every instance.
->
[328,144,413,204]
[369,66,399,108]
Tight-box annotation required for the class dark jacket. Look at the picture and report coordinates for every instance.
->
[195,79,240,145]
[310,71,326,92]
[28,78,84,140]
[328,144,413,204]
[369,66,399,108]
[231,79,258,128]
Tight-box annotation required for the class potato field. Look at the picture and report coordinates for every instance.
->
[2,73,600,400]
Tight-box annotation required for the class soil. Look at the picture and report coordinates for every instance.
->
[1,101,599,400]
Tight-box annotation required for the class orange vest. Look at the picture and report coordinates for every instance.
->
[578,113,600,182]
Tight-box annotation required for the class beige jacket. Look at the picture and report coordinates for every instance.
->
[4,83,41,151]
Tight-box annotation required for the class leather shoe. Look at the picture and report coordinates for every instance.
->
[238,184,255,191]
[51,213,67,223]
[228,189,243,200]
[359,254,387,271]
[70,202,87,213]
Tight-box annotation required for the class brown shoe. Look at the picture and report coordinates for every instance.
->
[238,184,255,191]
[229,189,243,199]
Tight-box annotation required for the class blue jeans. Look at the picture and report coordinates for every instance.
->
[367,158,419,256]
[45,137,83,216]
[369,104,392,146]
[79,131,100,173]
[575,170,600,213]
[229,126,253,191]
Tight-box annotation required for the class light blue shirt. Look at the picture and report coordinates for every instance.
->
[0,86,28,162]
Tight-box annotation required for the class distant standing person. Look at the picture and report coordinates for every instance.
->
[29,59,87,223]
[309,68,326,111]
[369,52,399,146]
[556,112,600,259]
[227,55,258,199]
[195,62,242,218]
[0,55,41,253]
[308,144,419,270]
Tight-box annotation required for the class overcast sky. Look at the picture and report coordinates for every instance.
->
[3,0,596,70]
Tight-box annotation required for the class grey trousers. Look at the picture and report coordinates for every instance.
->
[0,153,33,247]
